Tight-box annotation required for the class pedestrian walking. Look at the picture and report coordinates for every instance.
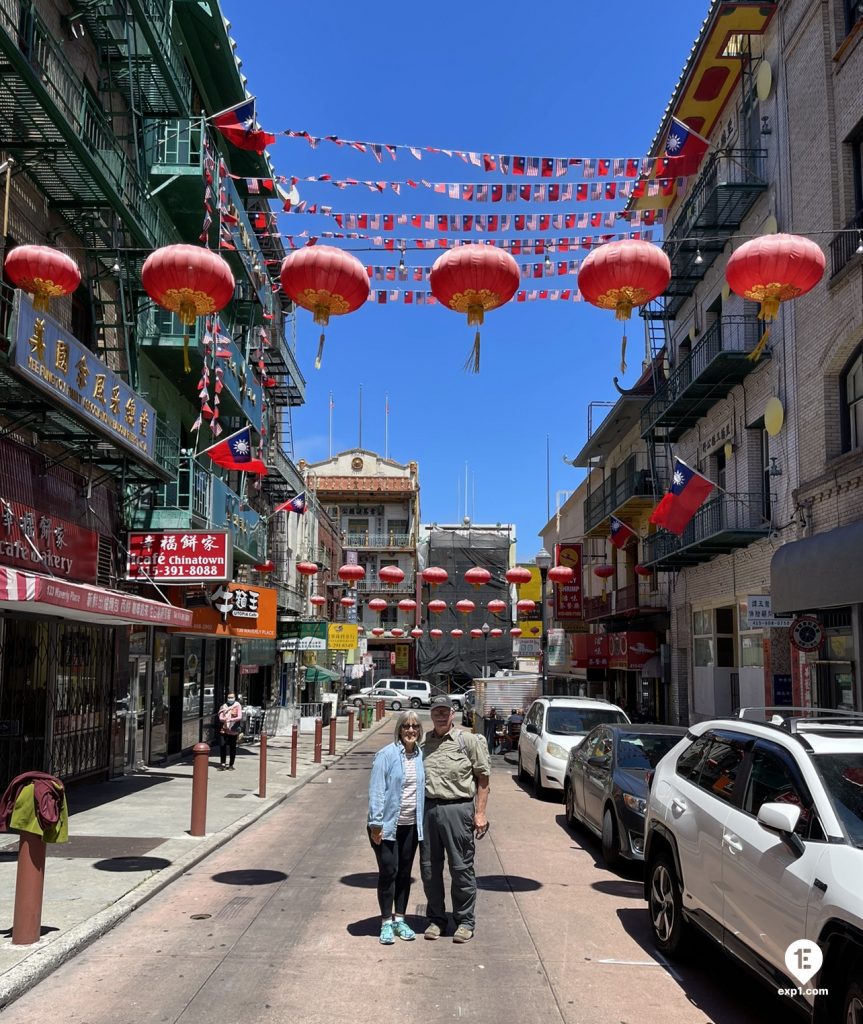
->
[217,692,243,770]
[483,707,499,754]
[420,695,490,943]
[367,709,425,945]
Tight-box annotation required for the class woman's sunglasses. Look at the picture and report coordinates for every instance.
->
[400,724,421,730]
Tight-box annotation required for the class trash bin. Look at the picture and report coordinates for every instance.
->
[321,701,332,726]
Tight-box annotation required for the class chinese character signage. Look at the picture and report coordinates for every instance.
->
[169,583,276,639]
[11,292,157,465]
[126,530,232,583]
[278,620,327,650]
[571,633,609,669]
[745,594,793,629]
[554,543,583,620]
[328,623,359,651]
[607,631,658,670]
[516,564,543,637]
[0,497,98,583]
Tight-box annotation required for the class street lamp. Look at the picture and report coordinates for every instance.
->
[535,547,552,695]
[481,621,490,678]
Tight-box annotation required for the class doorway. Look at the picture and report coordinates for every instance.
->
[125,656,150,772]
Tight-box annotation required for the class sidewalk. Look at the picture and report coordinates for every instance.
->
[0,712,390,1008]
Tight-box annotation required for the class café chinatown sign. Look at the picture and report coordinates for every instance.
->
[126,530,232,583]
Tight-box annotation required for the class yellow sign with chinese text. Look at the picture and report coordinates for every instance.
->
[328,623,359,651]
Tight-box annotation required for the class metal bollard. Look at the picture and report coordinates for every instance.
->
[328,716,337,756]
[379,699,385,720]
[313,717,323,763]
[290,722,298,777]
[190,741,210,837]
[258,732,267,798]
[12,832,46,945]
[367,706,373,729]
[348,709,355,740]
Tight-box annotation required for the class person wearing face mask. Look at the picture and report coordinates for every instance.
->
[217,692,243,770]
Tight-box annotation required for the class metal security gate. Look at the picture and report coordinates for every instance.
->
[0,614,116,783]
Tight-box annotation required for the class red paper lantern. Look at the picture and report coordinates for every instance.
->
[340,596,355,607]
[378,565,405,586]
[5,245,80,312]
[464,567,491,588]
[510,627,523,637]
[296,561,319,576]
[428,599,447,614]
[371,627,385,637]
[410,628,423,639]
[505,567,533,586]
[368,598,388,613]
[486,599,507,615]
[357,626,365,634]
[578,240,671,373]
[594,565,615,579]
[310,595,326,606]
[254,559,275,573]
[422,566,448,586]
[634,564,653,577]
[470,628,483,639]
[279,245,369,368]
[141,244,235,373]
[516,598,536,614]
[725,233,825,359]
[390,627,405,637]
[430,628,443,639]
[338,564,366,584]
[450,628,464,638]
[429,243,520,372]
[490,628,503,638]
[398,599,417,612]
[548,565,575,585]
[456,599,476,615]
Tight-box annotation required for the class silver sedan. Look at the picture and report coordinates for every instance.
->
[351,688,407,711]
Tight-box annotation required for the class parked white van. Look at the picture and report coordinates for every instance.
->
[357,678,431,708]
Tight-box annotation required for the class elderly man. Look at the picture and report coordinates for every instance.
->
[420,694,490,943]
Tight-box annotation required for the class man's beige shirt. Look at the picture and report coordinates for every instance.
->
[422,727,491,801]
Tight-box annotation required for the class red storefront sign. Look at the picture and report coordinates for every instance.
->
[607,631,659,670]
[0,498,99,583]
[554,542,583,620]
[571,633,608,669]
[126,530,232,583]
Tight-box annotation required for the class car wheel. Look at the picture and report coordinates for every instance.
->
[533,760,545,798]
[409,698,421,708]
[391,700,402,711]
[565,784,579,829]
[517,750,527,783]
[353,698,364,708]
[842,960,863,1024]
[647,853,688,957]
[601,807,620,867]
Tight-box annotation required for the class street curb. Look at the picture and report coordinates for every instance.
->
[0,718,389,1009]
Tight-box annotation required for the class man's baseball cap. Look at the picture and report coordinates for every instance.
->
[429,695,454,710]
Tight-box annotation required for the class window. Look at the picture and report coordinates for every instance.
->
[676,734,713,783]
[743,743,822,839]
[845,0,863,36]
[693,609,714,667]
[715,606,736,668]
[760,427,772,521]
[842,347,863,452]
[698,733,749,803]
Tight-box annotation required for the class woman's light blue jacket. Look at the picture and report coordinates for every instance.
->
[367,741,425,841]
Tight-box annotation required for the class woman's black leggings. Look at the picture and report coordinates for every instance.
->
[368,823,419,918]
[219,732,238,766]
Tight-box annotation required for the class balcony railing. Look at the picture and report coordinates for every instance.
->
[127,463,211,529]
[641,316,765,439]
[582,582,665,621]
[345,533,413,549]
[584,452,655,533]
[830,210,863,279]
[353,575,417,593]
[143,117,203,173]
[641,492,770,569]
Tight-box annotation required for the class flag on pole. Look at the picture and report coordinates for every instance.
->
[200,426,268,475]
[274,492,306,515]
[649,458,714,535]
[609,516,637,549]
[664,116,709,176]
[210,98,276,154]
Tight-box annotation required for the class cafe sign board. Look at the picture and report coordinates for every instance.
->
[126,530,232,583]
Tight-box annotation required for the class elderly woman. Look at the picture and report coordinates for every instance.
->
[367,709,425,944]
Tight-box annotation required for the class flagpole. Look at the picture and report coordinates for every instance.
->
[328,390,333,459]
[384,393,389,460]
[358,383,363,449]
[206,96,256,122]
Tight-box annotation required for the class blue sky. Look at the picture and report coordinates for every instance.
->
[225,1,710,559]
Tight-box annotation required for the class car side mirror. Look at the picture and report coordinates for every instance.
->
[588,755,610,768]
[757,802,804,857]
[525,722,537,735]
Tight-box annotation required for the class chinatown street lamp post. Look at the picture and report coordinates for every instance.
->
[535,547,552,695]
[481,621,490,678]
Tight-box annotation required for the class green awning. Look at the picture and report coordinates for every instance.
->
[304,666,341,685]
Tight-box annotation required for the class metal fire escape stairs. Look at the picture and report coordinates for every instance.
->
[641,299,672,501]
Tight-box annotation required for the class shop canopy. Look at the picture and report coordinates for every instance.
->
[0,567,193,628]
[771,522,863,614]
[304,666,341,685]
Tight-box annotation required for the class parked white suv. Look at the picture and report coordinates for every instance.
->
[644,708,863,1021]
[358,678,431,708]
[518,696,629,796]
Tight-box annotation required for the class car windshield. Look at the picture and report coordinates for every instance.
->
[616,732,683,769]
[813,753,863,847]
[546,707,628,736]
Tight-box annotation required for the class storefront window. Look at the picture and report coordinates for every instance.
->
[693,610,714,666]
[741,635,764,668]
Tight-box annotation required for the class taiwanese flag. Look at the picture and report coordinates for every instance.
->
[512,156,526,176]
[609,515,636,549]
[273,492,306,514]
[649,458,714,535]
[201,426,268,475]
[211,99,275,155]
[665,116,709,176]
[491,184,503,202]
[541,158,554,178]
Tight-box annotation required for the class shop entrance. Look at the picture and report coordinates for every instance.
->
[123,656,150,772]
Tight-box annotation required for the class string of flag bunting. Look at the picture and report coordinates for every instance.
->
[364,261,583,282]
[282,230,653,252]
[367,289,583,305]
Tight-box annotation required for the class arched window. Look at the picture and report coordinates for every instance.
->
[842,346,863,452]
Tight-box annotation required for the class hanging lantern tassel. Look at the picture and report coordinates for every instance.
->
[313,305,330,370]
[315,330,325,370]
[620,331,627,374]
[746,326,771,363]
[463,305,483,374]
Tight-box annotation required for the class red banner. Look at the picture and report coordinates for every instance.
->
[607,631,659,670]
[554,543,583,620]
[126,530,232,583]
[571,633,608,669]
[0,499,99,583]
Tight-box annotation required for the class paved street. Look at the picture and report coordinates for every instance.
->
[2,722,787,1023]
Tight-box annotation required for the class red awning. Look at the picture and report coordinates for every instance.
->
[0,567,193,628]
